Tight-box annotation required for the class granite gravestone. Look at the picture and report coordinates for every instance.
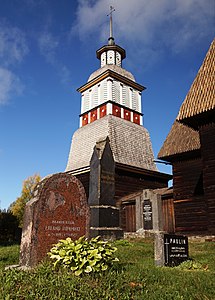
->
[164,234,189,266]
[19,173,89,267]
[143,199,153,230]
[142,190,165,266]
[89,137,123,239]
[142,190,163,232]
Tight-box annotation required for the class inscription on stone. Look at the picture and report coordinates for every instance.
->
[164,234,189,266]
[143,199,153,230]
[20,173,89,267]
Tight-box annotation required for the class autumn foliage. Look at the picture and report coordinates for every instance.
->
[10,174,41,227]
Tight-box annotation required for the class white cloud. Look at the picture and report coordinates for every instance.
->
[0,23,29,67]
[73,0,214,61]
[0,22,28,105]
[38,32,59,64]
[0,67,24,105]
[38,31,71,84]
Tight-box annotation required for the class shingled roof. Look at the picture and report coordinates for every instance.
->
[158,38,214,160]
[66,115,158,172]
[177,38,215,122]
[158,121,200,160]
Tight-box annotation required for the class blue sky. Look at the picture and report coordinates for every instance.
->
[0,0,214,210]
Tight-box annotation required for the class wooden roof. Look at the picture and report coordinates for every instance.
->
[158,38,214,160]
[177,38,215,122]
[158,120,200,160]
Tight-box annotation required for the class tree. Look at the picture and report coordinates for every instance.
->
[0,209,21,245]
[10,174,41,227]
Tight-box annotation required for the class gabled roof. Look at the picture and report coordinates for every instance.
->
[158,38,214,160]
[158,120,200,160]
[177,38,215,123]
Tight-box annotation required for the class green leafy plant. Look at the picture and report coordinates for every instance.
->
[176,259,208,271]
[48,236,119,276]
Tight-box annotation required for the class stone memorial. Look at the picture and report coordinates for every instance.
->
[19,173,89,267]
[142,189,163,232]
[164,234,189,266]
[89,137,123,239]
[143,199,153,230]
[142,190,165,266]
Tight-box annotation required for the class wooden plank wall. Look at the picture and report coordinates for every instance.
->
[162,198,175,233]
[173,158,208,233]
[121,204,136,232]
[200,123,215,234]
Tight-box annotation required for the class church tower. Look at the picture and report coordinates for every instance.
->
[66,10,158,174]
[79,9,144,128]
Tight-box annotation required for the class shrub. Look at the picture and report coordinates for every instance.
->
[48,236,119,276]
[176,259,208,271]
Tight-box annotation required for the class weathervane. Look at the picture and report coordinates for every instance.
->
[107,6,115,44]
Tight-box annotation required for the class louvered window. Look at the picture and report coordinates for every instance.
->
[83,91,90,112]
[101,52,106,67]
[92,85,98,107]
[107,50,114,64]
[132,90,139,111]
[122,85,130,107]
[112,81,120,104]
[116,52,121,67]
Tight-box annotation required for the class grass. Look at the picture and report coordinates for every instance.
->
[0,244,20,268]
[0,238,214,300]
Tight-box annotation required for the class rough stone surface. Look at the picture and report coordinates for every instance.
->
[154,232,165,266]
[66,115,157,172]
[19,173,89,267]
[89,137,123,239]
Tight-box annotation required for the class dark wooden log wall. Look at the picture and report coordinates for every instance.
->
[173,158,208,233]
[200,122,215,234]
[76,168,170,202]
[162,198,175,233]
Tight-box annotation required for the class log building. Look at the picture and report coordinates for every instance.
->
[158,38,215,235]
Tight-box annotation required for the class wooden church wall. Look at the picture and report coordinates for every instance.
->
[162,198,175,233]
[200,122,215,234]
[172,158,208,233]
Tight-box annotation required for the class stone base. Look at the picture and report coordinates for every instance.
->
[90,206,120,227]
[154,232,165,267]
[89,227,123,240]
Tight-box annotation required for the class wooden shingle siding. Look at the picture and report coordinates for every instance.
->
[158,121,200,159]
[177,39,215,121]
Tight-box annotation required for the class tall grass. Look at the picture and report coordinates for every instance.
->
[0,239,214,300]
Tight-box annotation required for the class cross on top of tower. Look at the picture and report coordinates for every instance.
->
[107,6,115,45]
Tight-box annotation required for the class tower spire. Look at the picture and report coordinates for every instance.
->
[107,6,115,45]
